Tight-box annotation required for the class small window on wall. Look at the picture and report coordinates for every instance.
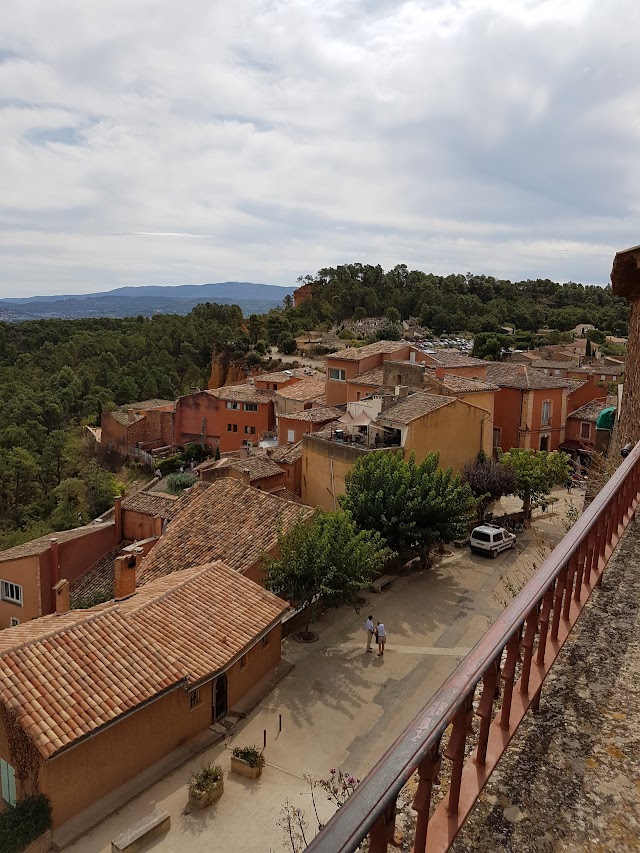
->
[329,368,346,381]
[189,688,201,709]
[226,401,239,410]
[240,654,247,669]
[262,635,270,649]
[9,618,19,627]
[580,422,591,439]
[0,581,22,606]
[287,430,295,443]
[0,758,16,807]
[244,403,258,412]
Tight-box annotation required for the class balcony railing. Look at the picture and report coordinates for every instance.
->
[306,442,640,853]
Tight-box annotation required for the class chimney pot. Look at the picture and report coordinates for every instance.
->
[53,579,70,614]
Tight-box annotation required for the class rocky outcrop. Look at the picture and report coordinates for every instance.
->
[208,353,248,389]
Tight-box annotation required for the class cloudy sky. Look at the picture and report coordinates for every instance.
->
[1,0,639,297]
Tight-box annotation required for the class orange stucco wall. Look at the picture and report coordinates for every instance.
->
[122,510,164,542]
[0,555,41,628]
[174,391,274,453]
[403,399,490,469]
[565,418,595,447]
[277,416,330,445]
[226,468,285,492]
[527,387,566,451]
[0,623,283,828]
[492,387,525,452]
[567,380,608,412]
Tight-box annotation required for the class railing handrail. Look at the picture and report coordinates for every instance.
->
[307,442,640,852]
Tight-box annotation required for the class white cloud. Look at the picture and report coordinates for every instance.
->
[0,0,639,296]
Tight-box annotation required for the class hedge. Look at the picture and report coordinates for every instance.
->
[0,795,52,853]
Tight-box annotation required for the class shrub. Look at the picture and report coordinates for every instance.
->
[166,472,197,494]
[232,745,266,768]
[156,455,182,476]
[0,795,52,853]
[189,763,224,796]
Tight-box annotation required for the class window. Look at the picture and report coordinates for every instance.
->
[227,424,232,431]
[1,581,22,606]
[580,422,591,440]
[554,369,561,375]
[228,424,237,432]
[492,427,502,449]
[9,618,19,627]
[356,391,361,401]
[240,654,247,669]
[189,688,201,709]
[262,635,270,649]
[600,374,606,381]
[493,531,503,542]
[540,435,550,452]
[287,429,295,443]
[541,400,552,427]
[244,426,256,435]
[0,759,16,807]
[244,403,258,412]
[473,531,491,542]
[329,368,346,381]
[226,401,239,410]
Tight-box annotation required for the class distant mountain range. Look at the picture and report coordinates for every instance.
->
[0,282,295,321]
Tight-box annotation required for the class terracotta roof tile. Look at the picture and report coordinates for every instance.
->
[378,392,454,425]
[347,367,386,387]
[269,442,303,464]
[0,562,288,758]
[137,479,312,585]
[208,385,275,404]
[485,363,574,390]
[275,374,325,401]
[279,406,343,423]
[567,399,612,422]
[422,351,487,368]
[226,456,284,481]
[438,373,499,393]
[328,340,408,361]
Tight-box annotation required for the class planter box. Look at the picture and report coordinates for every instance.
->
[188,778,224,810]
[231,756,263,779]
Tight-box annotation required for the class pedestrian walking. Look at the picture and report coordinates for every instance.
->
[566,478,572,493]
[364,615,375,652]
[376,621,387,657]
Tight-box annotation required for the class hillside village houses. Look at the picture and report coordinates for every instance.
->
[0,329,625,838]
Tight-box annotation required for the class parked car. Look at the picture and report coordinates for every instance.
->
[469,524,516,557]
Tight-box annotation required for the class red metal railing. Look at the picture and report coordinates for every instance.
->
[307,442,640,853]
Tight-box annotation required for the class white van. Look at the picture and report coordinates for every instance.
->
[469,524,516,557]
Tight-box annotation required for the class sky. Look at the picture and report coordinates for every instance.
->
[1,0,639,298]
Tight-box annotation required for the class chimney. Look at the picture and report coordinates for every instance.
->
[49,538,60,612]
[53,579,70,614]
[435,367,445,380]
[114,495,123,543]
[114,554,138,601]
[266,447,273,457]
[394,385,409,398]
[153,515,164,537]
[516,364,526,375]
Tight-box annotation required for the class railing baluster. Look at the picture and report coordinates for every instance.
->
[445,697,473,815]
[475,660,500,766]
[551,567,566,640]
[536,587,553,665]
[563,554,577,620]
[499,636,519,729]
[519,608,538,695]
[368,798,398,853]
[412,741,441,853]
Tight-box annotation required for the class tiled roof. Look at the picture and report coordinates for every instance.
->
[438,373,499,393]
[528,360,576,370]
[565,378,588,393]
[348,367,386,387]
[122,483,210,521]
[568,364,625,376]
[255,368,310,383]
[422,351,487,368]
[69,545,124,608]
[109,411,132,425]
[0,562,287,758]
[275,374,325,401]
[269,488,307,504]
[379,392,454,425]
[0,523,115,564]
[567,399,612,422]
[127,399,174,411]
[227,456,284,481]
[485,364,573,390]
[279,406,343,423]
[328,341,408,361]
[137,478,312,585]
[209,384,275,404]
[269,442,303,464]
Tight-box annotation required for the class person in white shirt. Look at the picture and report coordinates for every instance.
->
[376,621,387,657]
[365,615,375,652]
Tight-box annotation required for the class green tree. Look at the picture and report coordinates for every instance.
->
[340,451,474,566]
[385,306,401,324]
[278,333,297,355]
[264,509,386,637]
[80,460,119,519]
[375,324,402,341]
[462,451,516,523]
[586,328,606,344]
[51,478,89,529]
[499,448,569,520]
[352,306,366,321]
[585,338,592,357]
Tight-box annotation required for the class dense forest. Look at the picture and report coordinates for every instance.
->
[0,264,630,546]
[0,303,251,547]
[283,265,630,337]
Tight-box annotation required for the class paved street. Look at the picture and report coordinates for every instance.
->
[67,488,580,853]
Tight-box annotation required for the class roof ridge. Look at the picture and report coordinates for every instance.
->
[122,563,216,613]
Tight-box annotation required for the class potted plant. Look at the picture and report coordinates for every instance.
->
[187,763,225,810]
[231,745,266,779]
